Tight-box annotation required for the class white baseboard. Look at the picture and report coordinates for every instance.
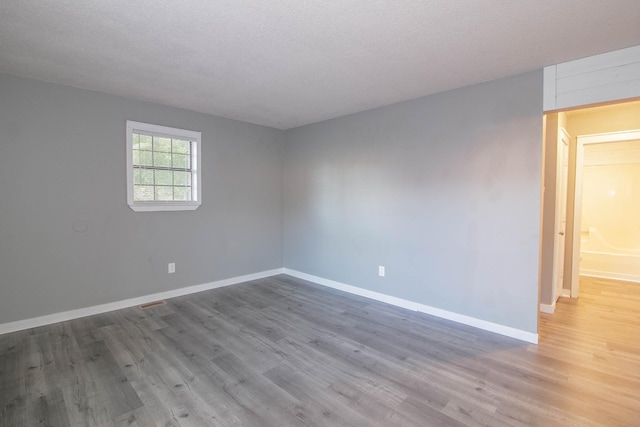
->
[1,267,540,345]
[539,302,556,314]
[539,288,572,314]
[283,269,538,344]
[580,270,640,284]
[0,268,285,336]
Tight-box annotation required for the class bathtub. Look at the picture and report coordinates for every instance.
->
[580,227,640,283]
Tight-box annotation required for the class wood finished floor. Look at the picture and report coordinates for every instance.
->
[1,274,639,426]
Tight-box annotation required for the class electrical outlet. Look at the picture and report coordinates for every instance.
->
[378,265,385,277]
[168,262,176,274]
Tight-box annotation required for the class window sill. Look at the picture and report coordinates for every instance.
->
[128,202,201,212]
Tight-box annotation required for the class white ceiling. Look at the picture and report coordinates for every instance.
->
[1,1,639,129]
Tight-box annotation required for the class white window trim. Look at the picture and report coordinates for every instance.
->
[126,120,202,212]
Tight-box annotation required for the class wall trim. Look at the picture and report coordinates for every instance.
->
[572,130,640,297]
[580,271,640,284]
[541,289,571,313]
[539,302,556,314]
[283,269,538,344]
[0,268,285,336]
[1,267,541,344]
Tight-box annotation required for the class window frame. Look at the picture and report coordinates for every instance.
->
[126,120,202,212]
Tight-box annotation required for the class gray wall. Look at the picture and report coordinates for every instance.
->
[1,70,544,334]
[283,71,543,333]
[0,74,284,324]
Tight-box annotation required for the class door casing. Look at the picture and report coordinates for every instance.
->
[570,129,640,297]
[552,128,570,302]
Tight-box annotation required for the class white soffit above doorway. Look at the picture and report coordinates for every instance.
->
[544,45,640,112]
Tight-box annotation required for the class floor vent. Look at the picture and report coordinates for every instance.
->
[139,301,167,310]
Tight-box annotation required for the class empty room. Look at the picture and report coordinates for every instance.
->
[1,1,640,426]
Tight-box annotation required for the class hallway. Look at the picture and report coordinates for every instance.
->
[538,276,640,424]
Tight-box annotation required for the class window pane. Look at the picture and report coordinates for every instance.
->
[139,134,153,151]
[132,149,140,166]
[133,168,153,185]
[172,154,190,169]
[134,185,154,201]
[173,139,190,154]
[155,170,172,186]
[155,186,174,201]
[173,187,191,201]
[173,171,191,186]
[139,169,153,184]
[139,150,153,166]
[154,137,171,153]
[132,133,140,150]
[153,152,171,168]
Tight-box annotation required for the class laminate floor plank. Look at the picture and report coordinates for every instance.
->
[2,274,640,426]
[277,331,496,423]
[117,318,250,425]
[25,387,70,427]
[0,349,26,427]
[263,361,374,427]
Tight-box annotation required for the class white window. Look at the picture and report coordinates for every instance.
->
[126,121,201,212]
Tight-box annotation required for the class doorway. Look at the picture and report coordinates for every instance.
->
[540,100,640,311]
[572,130,640,293]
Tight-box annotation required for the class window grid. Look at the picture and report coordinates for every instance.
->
[132,132,194,202]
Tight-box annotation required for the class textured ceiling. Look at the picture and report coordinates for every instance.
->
[1,1,639,129]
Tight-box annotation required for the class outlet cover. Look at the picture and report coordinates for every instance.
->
[168,262,176,274]
[378,266,385,277]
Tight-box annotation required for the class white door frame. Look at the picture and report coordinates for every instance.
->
[571,129,640,297]
[552,128,570,303]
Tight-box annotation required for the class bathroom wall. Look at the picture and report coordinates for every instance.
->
[582,139,640,252]
[579,138,640,282]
